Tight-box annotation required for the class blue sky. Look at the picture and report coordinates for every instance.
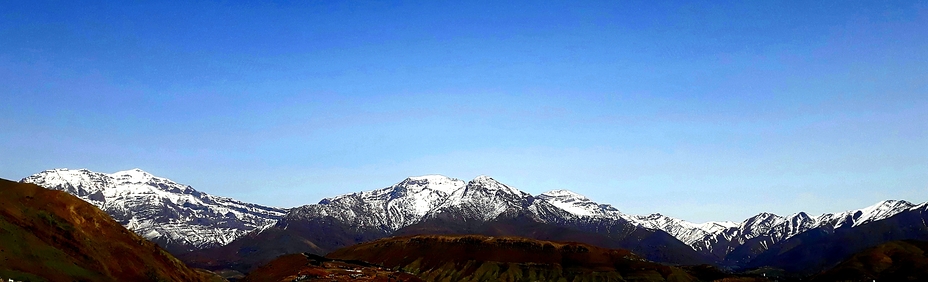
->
[2,1,926,223]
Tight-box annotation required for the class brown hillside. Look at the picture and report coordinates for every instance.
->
[242,253,423,282]
[811,240,928,281]
[327,235,736,282]
[0,178,218,282]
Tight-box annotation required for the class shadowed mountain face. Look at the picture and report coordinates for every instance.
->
[811,240,928,281]
[326,235,755,282]
[179,214,389,274]
[0,178,217,282]
[394,212,715,266]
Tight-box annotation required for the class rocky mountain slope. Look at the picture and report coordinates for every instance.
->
[0,178,219,282]
[21,168,287,253]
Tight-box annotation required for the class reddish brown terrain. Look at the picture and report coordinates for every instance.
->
[242,253,423,282]
[0,178,219,282]
[810,240,928,281]
[327,234,766,282]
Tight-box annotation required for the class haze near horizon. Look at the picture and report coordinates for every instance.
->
[2,1,926,223]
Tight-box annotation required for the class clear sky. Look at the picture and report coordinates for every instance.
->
[2,1,926,223]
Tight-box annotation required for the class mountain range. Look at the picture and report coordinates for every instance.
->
[20,168,928,278]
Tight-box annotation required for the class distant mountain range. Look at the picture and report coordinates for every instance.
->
[20,168,928,277]
[21,168,287,253]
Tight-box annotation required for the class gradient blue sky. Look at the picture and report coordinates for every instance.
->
[2,1,926,223]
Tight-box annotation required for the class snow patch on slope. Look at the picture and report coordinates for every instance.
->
[537,189,620,217]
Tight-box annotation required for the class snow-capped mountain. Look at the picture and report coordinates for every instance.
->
[21,168,287,253]
[428,175,535,221]
[286,175,466,232]
[286,175,544,231]
[286,175,582,231]
[624,200,924,260]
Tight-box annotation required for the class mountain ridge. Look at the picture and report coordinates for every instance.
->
[21,168,288,253]
[285,173,925,262]
[22,168,927,273]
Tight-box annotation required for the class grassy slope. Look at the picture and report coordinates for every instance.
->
[0,178,217,282]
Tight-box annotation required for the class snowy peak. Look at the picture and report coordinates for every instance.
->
[819,199,916,229]
[856,199,915,221]
[698,221,739,233]
[295,175,539,231]
[111,168,156,184]
[317,174,463,205]
[737,212,790,238]
[22,168,113,197]
[294,175,467,232]
[540,189,588,199]
[741,212,782,226]
[397,175,465,195]
[790,212,811,222]
[424,175,533,222]
[537,189,620,217]
[466,175,528,197]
